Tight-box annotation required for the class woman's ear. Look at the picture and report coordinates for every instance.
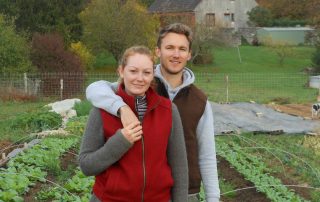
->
[118,66,124,78]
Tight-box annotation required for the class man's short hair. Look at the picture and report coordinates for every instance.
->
[157,23,193,50]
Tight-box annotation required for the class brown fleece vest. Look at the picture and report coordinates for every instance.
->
[155,78,207,194]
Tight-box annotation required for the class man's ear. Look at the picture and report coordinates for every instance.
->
[155,47,161,58]
[187,50,192,61]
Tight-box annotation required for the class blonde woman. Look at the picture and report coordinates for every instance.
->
[79,46,188,202]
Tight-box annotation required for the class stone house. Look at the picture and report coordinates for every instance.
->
[148,0,257,31]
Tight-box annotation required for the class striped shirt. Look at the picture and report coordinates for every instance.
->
[135,95,147,121]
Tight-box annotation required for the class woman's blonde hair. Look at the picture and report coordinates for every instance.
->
[119,45,154,67]
[118,46,155,84]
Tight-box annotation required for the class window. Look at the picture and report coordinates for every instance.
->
[224,13,235,22]
[205,13,215,26]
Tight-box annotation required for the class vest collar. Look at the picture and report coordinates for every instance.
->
[117,83,161,112]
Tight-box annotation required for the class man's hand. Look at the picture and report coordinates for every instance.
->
[121,121,142,144]
[118,105,140,127]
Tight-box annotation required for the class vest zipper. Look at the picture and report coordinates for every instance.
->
[141,136,146,202]
[136,98,161,202]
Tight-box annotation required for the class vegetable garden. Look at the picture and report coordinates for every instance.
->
[0,101,320,202]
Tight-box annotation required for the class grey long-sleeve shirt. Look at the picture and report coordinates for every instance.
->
[79,105,188,202]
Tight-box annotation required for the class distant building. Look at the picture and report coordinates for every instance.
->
[148,0,257,30]
[256,27,315,45]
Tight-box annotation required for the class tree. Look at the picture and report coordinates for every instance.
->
[80,0,159,60]
[139,0,155,7]
[262,37,294,66]
[191,23,229,65]
[0,0,86,42]
[312,30,320,73]
[247,6,273,27]
[31,33,84,98]
[255,0,319,26]
[0,15,34,75]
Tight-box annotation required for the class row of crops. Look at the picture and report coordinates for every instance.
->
[216,134,320,202]
[0,133,94,202]
[1,100,320,201]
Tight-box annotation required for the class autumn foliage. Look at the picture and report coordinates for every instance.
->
[255,0,320,25]
[31,33,85,98]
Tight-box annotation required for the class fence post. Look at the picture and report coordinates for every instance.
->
[60,78,63,100]
[225,75,229,103]
[24,73,28,94]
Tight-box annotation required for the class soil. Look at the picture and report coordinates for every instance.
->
[267,103,320,120]
[0,140,14,155]
[0,140,21,167]
[218,156,271,202]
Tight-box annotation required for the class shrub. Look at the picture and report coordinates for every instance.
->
[70,41,95,70]
[312,48,320,73]
[10,109,62,132]
[31,33,85,98]
[0,15,34,75]
[93,51,117,69]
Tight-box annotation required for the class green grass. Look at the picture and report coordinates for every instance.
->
[90,46,315,74]
[190,46,315,73]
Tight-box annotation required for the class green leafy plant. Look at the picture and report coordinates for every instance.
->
[0,136,79,201]
[73,101,92,117]
[65,116,88,136]
[9,108,62,132]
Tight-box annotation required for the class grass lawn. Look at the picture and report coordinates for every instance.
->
[190,46,315,73]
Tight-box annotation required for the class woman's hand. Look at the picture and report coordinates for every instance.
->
[121,121,143,144]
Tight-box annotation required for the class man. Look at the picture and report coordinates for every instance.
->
[86,23,220,202]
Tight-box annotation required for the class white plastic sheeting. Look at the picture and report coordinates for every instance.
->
[211,102,319,135]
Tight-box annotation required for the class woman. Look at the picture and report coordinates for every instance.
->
[79,46,188,202]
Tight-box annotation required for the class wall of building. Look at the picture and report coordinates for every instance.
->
[157,12,196,28]
[257,28,314,45]
[194,0,257,30]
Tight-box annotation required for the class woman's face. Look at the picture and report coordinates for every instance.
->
[119,53,154,96]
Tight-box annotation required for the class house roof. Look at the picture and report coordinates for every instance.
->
[259,27,314,31]
[148,0,201,13]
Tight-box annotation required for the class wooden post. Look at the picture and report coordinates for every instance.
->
[24,73,28,94]
[225,75,229,103]
[60,79,63,100]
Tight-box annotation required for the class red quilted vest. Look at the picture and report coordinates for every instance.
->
[93,85,174,202]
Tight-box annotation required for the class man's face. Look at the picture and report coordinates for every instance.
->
[156,33,191,75]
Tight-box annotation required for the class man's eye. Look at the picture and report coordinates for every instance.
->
[130,70,137,73]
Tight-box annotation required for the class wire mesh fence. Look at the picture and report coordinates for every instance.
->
[0,72,319,103]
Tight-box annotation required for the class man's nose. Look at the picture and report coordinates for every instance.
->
[173,49,180,57]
